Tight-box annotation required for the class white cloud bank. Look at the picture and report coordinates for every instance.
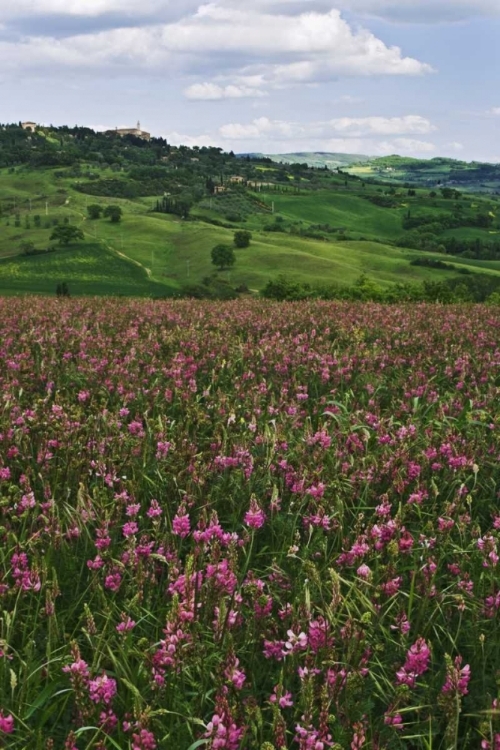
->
[184,83,267,100]
[218,115,436,139]
[2,0,497,23]
[165,114,439,156]
[330,0,500,22]
[0,5,432,93]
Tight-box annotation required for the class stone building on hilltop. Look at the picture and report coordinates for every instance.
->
[109,121,151,141]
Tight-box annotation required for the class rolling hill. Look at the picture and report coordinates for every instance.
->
[244,152,373,169]
[1,122,500,298]
[251,151,500,193]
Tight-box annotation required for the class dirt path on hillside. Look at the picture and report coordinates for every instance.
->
[68,202,153,280]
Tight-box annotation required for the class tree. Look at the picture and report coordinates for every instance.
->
[87,204,103,220]
[103,205,123,223]
[56,282,70,297]
[211,244,235,270]
[234,230,252,249]
[50,225,84,247]
[20,241,35,255]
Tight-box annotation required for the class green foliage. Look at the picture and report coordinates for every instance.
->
[410,258,456,270]
[87,204,103,220]
[55,281,70,296]
[20,241,35,255]
[182,275,239,300]
[211,243,235,270]
[49,225,85,247]
[234,229,252,248]
[103,204,123,223]
[261,271,500,303]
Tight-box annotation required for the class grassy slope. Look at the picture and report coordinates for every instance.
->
[1,167,500,295]
[0,242,171,296]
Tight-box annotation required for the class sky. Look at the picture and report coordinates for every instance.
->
[1,0,499,162]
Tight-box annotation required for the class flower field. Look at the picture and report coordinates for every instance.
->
[1,298,500,750]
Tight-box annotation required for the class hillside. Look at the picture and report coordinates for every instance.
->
[346,155,500,193]
[1,122,500,298]
[253,151,500,193]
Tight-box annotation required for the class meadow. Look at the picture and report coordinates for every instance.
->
[1,298,500,749]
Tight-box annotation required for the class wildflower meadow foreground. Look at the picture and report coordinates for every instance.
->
[1,298,500,750]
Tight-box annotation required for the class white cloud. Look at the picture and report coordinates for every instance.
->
[219,117,300,140]
[164,130,219,147]
[332,0,500,23]
[218,114,435,140]
[334,94,365,104]
[491,108,500,116]
[0,5,432,88]
[375,138,436,154]
[2,0,497,25]
[184,82,266,100]
[321,137,366,152]
[0,0,192,19]
[213,115,439,156]
[444,141,464,152]
[327,115,435,135]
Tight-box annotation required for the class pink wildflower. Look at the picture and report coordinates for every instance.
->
[442,656,470,696]
[132,728,157,750]
[357,564,371,579]
[147,499,163,518]
[172,508,191,538]
[384,713,403,730]
[0,711,14,734]
[244,497,266,529]
[270,685,294,708]
[122,521,139,537]
[396,637,431,688]
[88,673,117,705]
[116,614,136,633]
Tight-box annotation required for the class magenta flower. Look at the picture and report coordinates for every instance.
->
[356,564,371,579]
[122,521,139,537]
[147,499,163,518]
[244,498,266,529]
[270,685,294,708]
[88,673,117,705]
[384,713,403,730]
[442,656,471,696]
[0,711,14,734]
[116,614,136,633]
[132,728,157,750]
[396,638,431,688]
[172,508,191,538]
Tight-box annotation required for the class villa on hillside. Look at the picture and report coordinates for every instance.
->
[108,122,151,141]
[21,122,37,132]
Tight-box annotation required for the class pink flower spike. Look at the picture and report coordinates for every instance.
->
[244,497,266,529]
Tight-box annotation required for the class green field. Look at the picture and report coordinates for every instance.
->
[1,154,500,297]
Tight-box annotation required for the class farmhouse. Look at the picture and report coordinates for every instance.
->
[213,185,227,194]
[229,175,245,184]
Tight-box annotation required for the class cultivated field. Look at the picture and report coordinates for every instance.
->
[1,299,500,749]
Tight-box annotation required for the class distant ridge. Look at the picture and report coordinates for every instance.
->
[241,152,373,169]
[240,152,500,192]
